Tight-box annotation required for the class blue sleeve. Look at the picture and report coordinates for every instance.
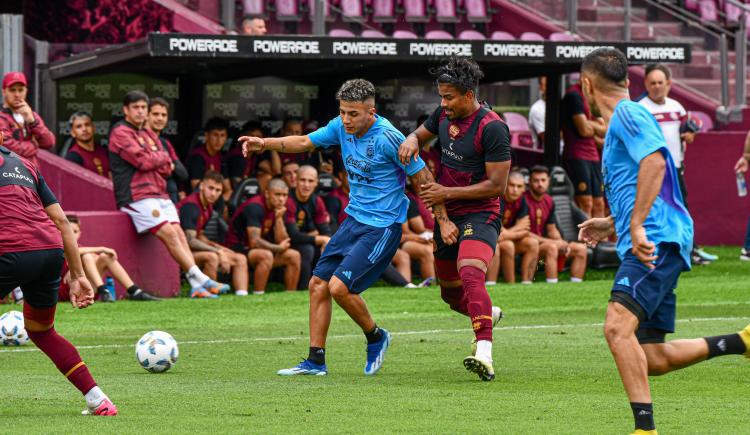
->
[613,104,668,163]
[381,128,426,176]
[307,117,342,149]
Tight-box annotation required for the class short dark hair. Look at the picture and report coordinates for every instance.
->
[69,111,92,126]
[202,170,224,184]
[204,117,229,133]
[149,97,170,112]
[242,14,265,23]
[644,63,672,81]
[66,215,80,225]
[123,90,149,107]
[335,79,376,102]
[431,56,484,95]
[282,160,300,170]
[241,120,263,135]
[530,165,549,176]
[581,48,628,86]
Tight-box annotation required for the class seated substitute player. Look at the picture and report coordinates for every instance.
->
[488,170,539,284]
[289,165,331,290]
[177,171,248,296]
[577,47,750,435]
[225,121,274,191]
[224,178,301,294]
[240,79,438,376]
[524,165,588,283]
[0,136,117,416]
[186,117,232,200]
[399,192,436,286]
[62,215,160,301]
[108,90,226,298]
[146,97,188,204]
[398,57,508,381]
[65,112,111,178]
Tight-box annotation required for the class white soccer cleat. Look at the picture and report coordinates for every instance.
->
[463,355,495,381]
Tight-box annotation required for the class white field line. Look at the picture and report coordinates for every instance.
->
[1,316,747,354]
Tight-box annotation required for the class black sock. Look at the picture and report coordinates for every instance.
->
[364,326,383,344]
[127,285,140,295]
[630,402,655,431]
[308,347,325,365]
[705,334,746,359]
[96,285,107,295]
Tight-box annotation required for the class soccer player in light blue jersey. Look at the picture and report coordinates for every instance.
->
[577,48,750,435]
[239,79,456,376]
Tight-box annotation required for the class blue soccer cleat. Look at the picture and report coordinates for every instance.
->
[190,287,218,299]
[277,359,328,376]
[364,328,392,375]
[203,279,230,295]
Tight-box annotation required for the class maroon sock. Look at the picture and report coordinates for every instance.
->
[440,286,469,316]
[459,265,493,342]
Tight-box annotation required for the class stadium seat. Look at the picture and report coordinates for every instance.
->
[458,29,485,39]
[724,0,742,22]
[689,110,715,131]
[425,29,454,39]
[341,0,365,21]
[362,29,387,37]
[372,0,397,22]
[276,0,302,21]
[490,30,515,40]
[202,210,228,244]
[404,0,430,22]
[242,0,268,17]
[434,0,459,23]
[464,0,491,23]
[685,0,700,11]
[393,29,419,38]
[698,0,718,22]
[549,31,576,41]
[229,177,261,216]
[520,31,544,41]
[548,166,620,269]
[503,112,535,149]
[329,28,356,37]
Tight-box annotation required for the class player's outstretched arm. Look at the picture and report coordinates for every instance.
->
[578,216,615,247]
[45,203,95,308]
[409,167,458,245]
[398,125,436,165]
[631,151,666,267]
[240,135,314,157]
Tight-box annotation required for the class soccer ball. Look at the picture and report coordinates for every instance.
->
[0,310,29,346]
[135,330,179,373]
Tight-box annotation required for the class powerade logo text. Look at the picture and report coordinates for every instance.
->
[626,46,685,61]
[2,166,33,184]
[332,41,397,56]
[409,43,472,57]
[484,43,544,58]
[253,39,320,54]
[555,45,615,59]
[169,38,239,53]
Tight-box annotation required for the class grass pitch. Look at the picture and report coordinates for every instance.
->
[1,246,749,434]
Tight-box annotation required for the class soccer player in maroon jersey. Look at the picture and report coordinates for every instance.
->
[187,117,232,201]
[399,57,511,381]
[0,131,117,415]
[65,112,111,178]
[146,98,188,204]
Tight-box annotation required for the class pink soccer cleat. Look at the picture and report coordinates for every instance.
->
[82,398,118,416]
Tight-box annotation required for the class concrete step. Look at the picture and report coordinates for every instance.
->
[654,34,709,50]
[577,6,648,21]
[577,21,682,40]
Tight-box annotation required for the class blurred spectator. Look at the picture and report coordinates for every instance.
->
[109,90,226,299]
[416,114,441,180]
[282,160,300,189]
[288,165,332,289]
[736,132,750,261]
[488,171,539,284]
[225,120,274,191]
[524,166,587,283]
[146,97,188,203]
[224,178,301,294]
[0,72,55,167]
[274,118,310,168]
[240,14,267,35]
[560,82,606,217]
[177,171,248,295]
[528,76,546,148]
[400,194,435,287]
[61,215,160,301]
[65,111,111,178]
[187,117,232,200]
[639,63,715,265]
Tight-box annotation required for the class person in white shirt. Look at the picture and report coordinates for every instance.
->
[528,76,546,149]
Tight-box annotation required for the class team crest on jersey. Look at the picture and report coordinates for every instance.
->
[297,210,306,227]
[463,223,473,236]
[366,144,374,158]
[448,124,460,139]
[578,182,587,192]
[137,136,145,145]
[152,209,160,217]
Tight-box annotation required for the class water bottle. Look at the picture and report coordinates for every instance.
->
[737,171,748,198]
[105,277,116,301]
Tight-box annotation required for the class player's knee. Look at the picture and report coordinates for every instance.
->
[328,279,349,299]
[286,249,301,266]
[206,252,220,267]
[522,237,539,253]
[309,277,330,298]
[81,252,97,265]
[499,240,515,256]
[646,356,670,376]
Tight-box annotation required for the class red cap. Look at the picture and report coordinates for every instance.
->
[2,72,27,89]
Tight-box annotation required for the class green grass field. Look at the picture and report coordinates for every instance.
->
[2,247,749,434]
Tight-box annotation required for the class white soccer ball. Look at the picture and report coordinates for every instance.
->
[135,330,179,373]
[0,310,29,346]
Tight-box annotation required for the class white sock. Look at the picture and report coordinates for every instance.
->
[546,278,558,284]
[252,290,265,295]
[570,277,583,283]
[521,281,532,285]
[84,386,107,408]
[485,281,497,286]
[186,265,209,287]
[475,340,493,362]
[235,290,248,296]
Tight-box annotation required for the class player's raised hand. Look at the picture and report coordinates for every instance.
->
[239,136,265,157]
[630,225,657,268]
[734,156,748,174]
[398,135,420,166]
[419,182,448,207]
[439,219,459,245]
[69,275,95,309]
[578,217,614,248]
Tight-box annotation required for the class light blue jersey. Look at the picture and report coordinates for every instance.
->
[602,100,693,269]
[308,115,425,227]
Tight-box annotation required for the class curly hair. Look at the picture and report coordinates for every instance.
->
[335,79,376,102]
[431,57,484,94]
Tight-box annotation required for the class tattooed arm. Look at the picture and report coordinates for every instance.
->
[409,167,458,245]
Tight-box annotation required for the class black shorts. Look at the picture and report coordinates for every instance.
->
[434,212,501,260]
[0,249,64,308]
[566,159,603,197]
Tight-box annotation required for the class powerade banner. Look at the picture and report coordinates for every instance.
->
[150,34,691,64]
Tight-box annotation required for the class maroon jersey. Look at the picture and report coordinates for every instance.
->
[424,105,511,217]
[0,108,55,168]
[226,146,269,179]
[278,151,310,166]
[324,187,349,226]
[419,146,442,180]
[224,195,295,249]
[501,195,529,228]
[177,191,213,233]
[406,191,435,231]
[561,84,599,162]
[187,145,223,181]
[108,121,173,208]
[65,142,111,178]
[290,191,330,233]
[0,146,62,255]
[523,191,557,237]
